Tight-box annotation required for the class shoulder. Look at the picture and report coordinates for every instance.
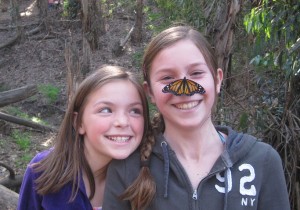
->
[219,126,281,163]
[253,140,282,162]
[109,149,141,169]
[107,149,141,181]
[29,148,53,165]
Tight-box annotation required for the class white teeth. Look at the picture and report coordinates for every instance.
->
[108,136,130,142]
[176,101,199,110]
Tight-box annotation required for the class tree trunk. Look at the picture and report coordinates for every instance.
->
[38,0,48,20]
[131,0,143,44]
[10,0,20,25]
[0,185,19,210]
[96,0,106,35]
[0,85,38,108]
[64,41,82,104]
[0,112,57,132]
[9,0,23,46]
[204,0,241,91]
[36,0,48,33]
[81,0,101,51]
[82,37,91,76]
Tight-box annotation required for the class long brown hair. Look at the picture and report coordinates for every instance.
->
[33,65,150,201]
[121,25,219,210]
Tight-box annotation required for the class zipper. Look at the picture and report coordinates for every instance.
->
[192,189,198,200]
[192,167,227,201]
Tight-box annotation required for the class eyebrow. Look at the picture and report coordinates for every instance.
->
[154,62,208,74]
[187,62,208,68]
[93,101,143,107]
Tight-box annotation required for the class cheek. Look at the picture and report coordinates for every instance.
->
[152,85,171,103]
[132,118,144,135]
[86,120,109,137]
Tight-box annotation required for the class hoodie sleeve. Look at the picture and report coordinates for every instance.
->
[258,146,290,210]
[102,159,132,210]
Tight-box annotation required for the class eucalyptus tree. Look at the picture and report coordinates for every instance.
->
[244,0,300,208]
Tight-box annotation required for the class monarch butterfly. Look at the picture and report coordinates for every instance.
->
[162,77,206,96]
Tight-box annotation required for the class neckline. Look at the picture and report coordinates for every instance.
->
[217,131,226,144]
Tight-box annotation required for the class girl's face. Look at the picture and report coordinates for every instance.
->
[78,80,144,167]
[145,39,223,131]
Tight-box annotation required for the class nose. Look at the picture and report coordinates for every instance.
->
[113,113,129,127]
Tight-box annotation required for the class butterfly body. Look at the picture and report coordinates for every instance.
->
[162,77,205,96]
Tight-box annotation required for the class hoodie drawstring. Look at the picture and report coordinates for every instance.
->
[161,141,170,198]
[221,150,233,210]
[223,168,229,210]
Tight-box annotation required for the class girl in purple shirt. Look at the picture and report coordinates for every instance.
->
[18,65,150,209]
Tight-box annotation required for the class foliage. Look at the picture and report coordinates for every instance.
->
[132,50,143,68]
[0,83,9,92]
[62,0,81,18]
[244,1,300,208]
[12,130,31,150]
[103,0,136,17]
[153,0,205,29]
[38,84,60,104]
[3,106,48,126]
[17,154,33,167]
[4,106,29,119]
[244,0,300,78]
[144,6,168,32]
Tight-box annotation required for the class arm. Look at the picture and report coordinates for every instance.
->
[258,146,291,210]
[17,151,51,210]
[102,159,132,210]
[17,164,42,210]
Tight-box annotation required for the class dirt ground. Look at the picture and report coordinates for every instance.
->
[0,0,150,187]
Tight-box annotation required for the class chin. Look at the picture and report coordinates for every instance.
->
[112,153,132,160]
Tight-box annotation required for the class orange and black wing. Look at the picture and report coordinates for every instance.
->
[162,77,205,96]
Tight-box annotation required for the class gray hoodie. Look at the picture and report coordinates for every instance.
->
[103,126,290,210]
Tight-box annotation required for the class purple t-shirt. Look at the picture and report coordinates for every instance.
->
[17,150,93,210]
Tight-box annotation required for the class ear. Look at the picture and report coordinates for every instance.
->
[74,112,85,135]
[216,68,223,94]
[143,81,156,104]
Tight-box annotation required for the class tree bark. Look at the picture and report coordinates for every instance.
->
[0,85,38,108]
[64,41,82,104]
[81,0,100,51]
[96,0,106,35]
[82,37,91,76]
[0,112,57,132]
[112,24,135,56]
[204,0,241,91]
[10,0,20,25]
[0,32,21,49]
[131,0,143,44]
[0,185,19,210]
[0,162,23,193]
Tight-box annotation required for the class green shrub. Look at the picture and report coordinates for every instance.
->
[38,84,60,104]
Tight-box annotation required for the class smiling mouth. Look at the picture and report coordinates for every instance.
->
[174,101,200,110]
[107,136,131,143]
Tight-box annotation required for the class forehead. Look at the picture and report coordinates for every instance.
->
[86,79,142,103]
[150,40,206,72]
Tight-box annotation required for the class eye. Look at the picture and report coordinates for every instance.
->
[161,76,173,81]
[129,107,143,116]
[99,107,112,113]
[191,71,203,76]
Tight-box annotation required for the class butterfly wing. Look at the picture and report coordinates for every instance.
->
[162,77,205,96]
[162,79,184,96]
[185,79,206,96]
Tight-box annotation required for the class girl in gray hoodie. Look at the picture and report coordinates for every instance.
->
[103,25,290,210]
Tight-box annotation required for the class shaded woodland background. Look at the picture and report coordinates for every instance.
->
[0,0,299,209]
